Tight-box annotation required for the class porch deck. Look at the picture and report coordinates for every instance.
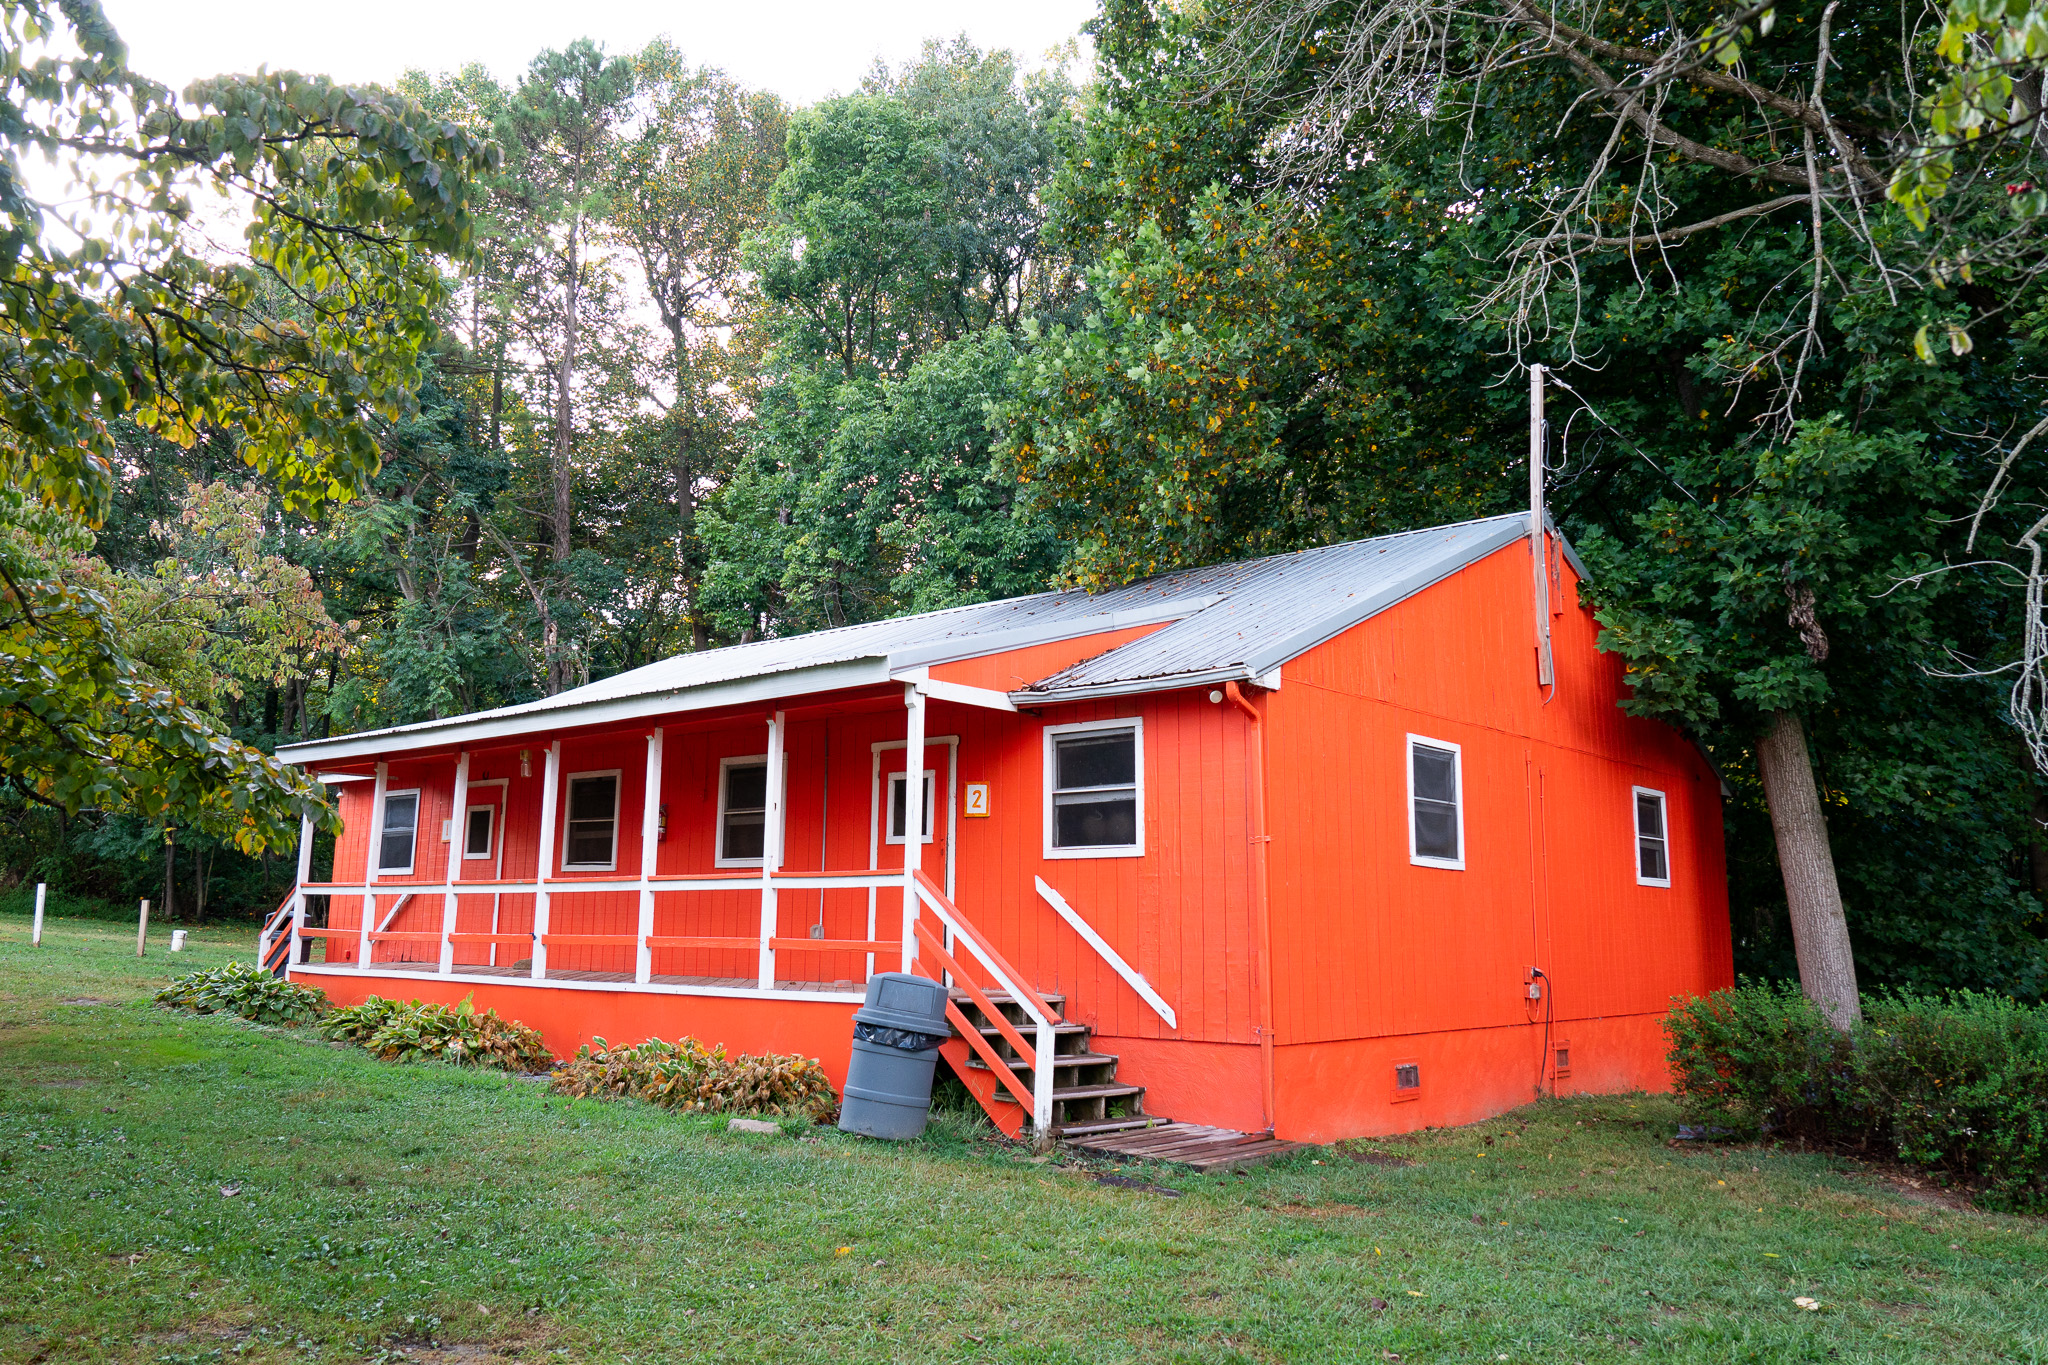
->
[347,960,861,993]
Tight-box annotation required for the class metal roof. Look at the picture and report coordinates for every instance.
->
[280,512,1556,765]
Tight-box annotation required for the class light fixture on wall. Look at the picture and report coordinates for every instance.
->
[658,803,669,843]
[519,749,532,778]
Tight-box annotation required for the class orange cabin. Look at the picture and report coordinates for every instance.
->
[274,514,1732,1143]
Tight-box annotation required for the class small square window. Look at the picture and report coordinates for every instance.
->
[1554,1043,1572,1078]
[718,759,769,866]
[1392,1059,1422,1101]
[463,805,494,859]
[563,773,619,869]
[377,790,419,875]
[1407,736,1463,869]
[1634,787,1670,886]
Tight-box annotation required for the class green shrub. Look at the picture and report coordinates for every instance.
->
[1666,982,2048,1211]
[0,884,141,923]
[319,994,553,1073]
[552,1035,838,1123]
[155,962,329,1027]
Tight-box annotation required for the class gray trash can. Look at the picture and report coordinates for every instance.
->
[838,973,951,1140]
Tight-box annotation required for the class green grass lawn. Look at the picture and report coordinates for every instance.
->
[1,915,2042,1364]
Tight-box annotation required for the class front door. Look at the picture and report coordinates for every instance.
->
[872,739,954,893]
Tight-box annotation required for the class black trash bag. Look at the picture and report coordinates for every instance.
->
[853,1021,946,1052]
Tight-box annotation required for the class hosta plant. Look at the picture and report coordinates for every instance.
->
[552,1035,838,1123]
[155,962,330,1026]
[318,994,552,1073]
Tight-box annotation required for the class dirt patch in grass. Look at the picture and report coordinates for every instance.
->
[58,997,116,1005]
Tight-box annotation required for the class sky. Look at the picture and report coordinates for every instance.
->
[98,0,1097,104]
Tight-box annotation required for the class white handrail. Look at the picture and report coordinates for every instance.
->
[914,877,1056,1135]
[1035,877,1178,1030]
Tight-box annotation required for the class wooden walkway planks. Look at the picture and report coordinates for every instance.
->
[1062,1121,1310,1172]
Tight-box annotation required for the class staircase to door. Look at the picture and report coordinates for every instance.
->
[937,989,1164,1140]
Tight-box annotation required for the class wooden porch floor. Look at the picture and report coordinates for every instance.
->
[351,960,860,992]
[1063,1122,1310,1172]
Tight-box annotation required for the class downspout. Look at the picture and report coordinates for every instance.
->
[1224,681,1278,1135]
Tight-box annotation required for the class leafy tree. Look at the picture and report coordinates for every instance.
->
[0,0,493,853]
[611,43,787,650]
[1014,0,2048,1008]
[704,39,1080,634]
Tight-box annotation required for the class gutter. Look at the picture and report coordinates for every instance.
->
[1224,680,1279,1135]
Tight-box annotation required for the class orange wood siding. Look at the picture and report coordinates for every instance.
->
[1262,536,1732,1056]
[928,623,1167,693]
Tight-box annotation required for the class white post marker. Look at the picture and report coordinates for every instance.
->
[136,898,149,957]
[31,882,44,947]
[170,929,187,952]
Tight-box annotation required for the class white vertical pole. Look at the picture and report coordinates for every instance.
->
[361,762,387,968]
[531,741,561,980]
[901,685,925,974]
[441,751,469,975]
[292,811,314,968]
[135,898,149,956]
[757,712,784,990]
[1531,363,1554,687]
[636,728,662,985]
[30,883,43,947]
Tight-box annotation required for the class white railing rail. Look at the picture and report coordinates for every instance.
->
[1034,876,1178,1030]
[913,870,1056,1135]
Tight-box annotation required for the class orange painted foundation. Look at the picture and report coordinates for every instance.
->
[1271,1012,1676,1144]
[296,969,862,1086]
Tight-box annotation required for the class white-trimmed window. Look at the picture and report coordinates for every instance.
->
[562,771,621,870]
[1044,719,1143,858]
[886,770,935,845]
[463,805,494,860]
[1634,787,1671,886]
[717,756,769,866]
[377,789,420,875]
[1407,736,1464,869]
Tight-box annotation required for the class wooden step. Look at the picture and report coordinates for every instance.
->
[951,988,1064,1012]
[1063,1121,1311,1172]
[1050,1082,1146,1103]
[1053,1116,1173,1137]
[966,1021,1091,1043]
[963,1051,1118,1072]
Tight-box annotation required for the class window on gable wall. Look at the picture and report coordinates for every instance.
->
[564,773,619,869]
[378,791,419,875]
[1635,787,1670,886]
[1046,721,1142,855]
[1408,737,1463,868]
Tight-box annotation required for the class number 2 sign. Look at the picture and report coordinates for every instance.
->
[963,782,990,817]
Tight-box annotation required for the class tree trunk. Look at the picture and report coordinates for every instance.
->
[553,218,580,571]
[1756,709,1861,1029]
[193,845,209,925]
[162,834,178,925]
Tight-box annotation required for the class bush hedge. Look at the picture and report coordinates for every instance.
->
[154,961,329,1026]
[319,995,553,1073]
[1666,982,2048,1211]
[552,1035,839,1124]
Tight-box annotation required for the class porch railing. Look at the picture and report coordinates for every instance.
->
[281,867,915,993]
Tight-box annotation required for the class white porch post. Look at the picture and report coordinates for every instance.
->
[440,751,469,974]
[360,762,387,968]
[531,741,561,980]
[757,712,785,990]
[636,728,662,985]
[901,684,925,973]
[291,810,314,968]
